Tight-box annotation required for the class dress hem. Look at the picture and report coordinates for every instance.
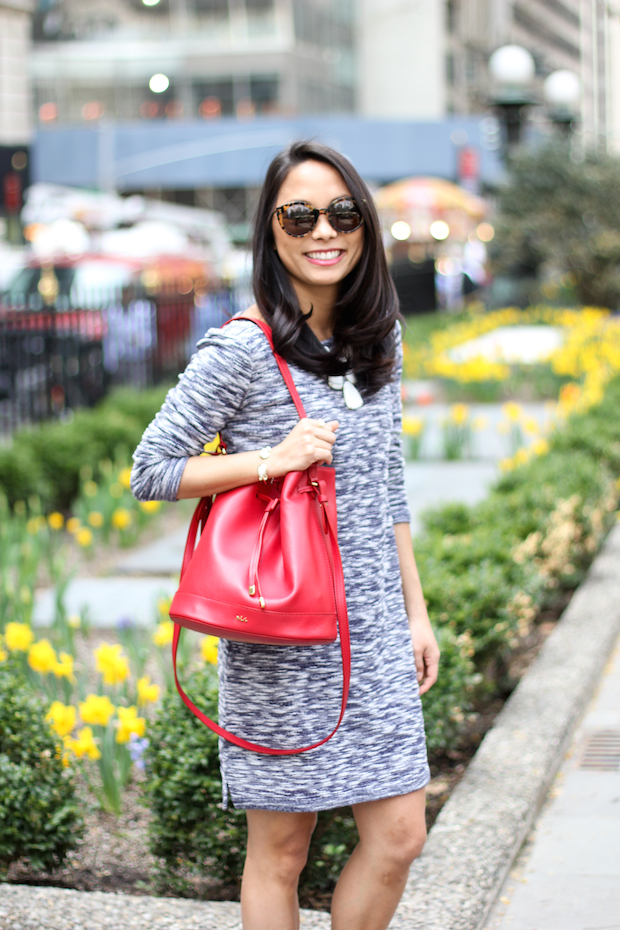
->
[227,766,431,812]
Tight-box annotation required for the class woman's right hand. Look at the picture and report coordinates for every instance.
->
[268,418,339,477]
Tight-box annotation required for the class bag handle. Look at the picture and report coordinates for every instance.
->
[171,315,351,755]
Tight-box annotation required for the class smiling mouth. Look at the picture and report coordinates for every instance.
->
[303,249,345,264]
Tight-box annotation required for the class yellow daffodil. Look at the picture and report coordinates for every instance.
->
[87,511,104,528]
[531,438,550,457]
[48,512,64,530]
[118,467,133,490]
[94,642,130,685]
[116,706,146,744]
[0,642,7,663]
[66,517,81,534]
[79,693,116,727]
[46,701,77,738]
[401,416,424,436]
[472,416,488,431]
[137,675,160,706]
[513,447,530,466]
[28,639,58,674]
[76,527,93,547]
[139,500,161,513]
[201,635,219,665]
[65,726,101,760]
[157,597,172,617]
[522,417,539,435]
[499,457,515,473]
[449,403,469,425]
[67,614,81,629]
[54,651,75,682]
[111,508,132,530]
[83,480,98,498]
[502,402,522,422]
[5,621,34,652]
[152,620,174,647]
[26,517,41,535]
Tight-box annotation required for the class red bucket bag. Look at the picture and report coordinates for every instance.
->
[169,317,351,755]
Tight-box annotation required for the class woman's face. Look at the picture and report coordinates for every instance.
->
[271,159,365,292]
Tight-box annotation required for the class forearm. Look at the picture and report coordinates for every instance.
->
[177,450,266,499]
[393,523,429,625]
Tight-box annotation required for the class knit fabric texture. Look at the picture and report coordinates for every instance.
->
[132,318,430,810]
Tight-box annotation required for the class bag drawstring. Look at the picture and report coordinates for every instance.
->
[249,495,280,608]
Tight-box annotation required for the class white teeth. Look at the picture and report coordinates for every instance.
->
[305,250,342,260]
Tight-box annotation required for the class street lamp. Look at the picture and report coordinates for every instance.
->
[543,70,581,134]
[488,45,536,154]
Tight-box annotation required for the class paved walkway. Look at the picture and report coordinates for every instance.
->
[33,459,498,629]
[485,634,620,930]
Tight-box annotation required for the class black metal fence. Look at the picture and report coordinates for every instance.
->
[0,286,241,435]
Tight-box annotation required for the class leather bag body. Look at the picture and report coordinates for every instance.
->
[169,316,351,755]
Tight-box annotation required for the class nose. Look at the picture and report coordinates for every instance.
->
[311,212,337,240]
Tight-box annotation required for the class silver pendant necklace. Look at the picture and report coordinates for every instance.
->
[324,345,364,409]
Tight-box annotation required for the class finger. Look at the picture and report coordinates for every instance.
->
[314,427,337,445]
[418,657,440,695]
[413,645,425,683]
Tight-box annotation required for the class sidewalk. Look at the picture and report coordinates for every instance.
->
[485,634,620,930]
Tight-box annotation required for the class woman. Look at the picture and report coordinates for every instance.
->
[131,140,440,930]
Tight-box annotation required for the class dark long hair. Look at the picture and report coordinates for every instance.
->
[251,140,399,396]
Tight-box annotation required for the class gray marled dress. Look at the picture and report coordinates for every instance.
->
[131,318,430,811]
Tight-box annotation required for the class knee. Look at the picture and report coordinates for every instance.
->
[376,821,426,881]
[252,814,317,886]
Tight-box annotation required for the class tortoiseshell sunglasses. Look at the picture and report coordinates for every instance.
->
[273,196,364,237]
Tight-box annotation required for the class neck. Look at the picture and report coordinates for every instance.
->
[291,280,338,342]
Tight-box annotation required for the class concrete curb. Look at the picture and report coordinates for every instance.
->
[3,525,620,930]
[389,522,620,930]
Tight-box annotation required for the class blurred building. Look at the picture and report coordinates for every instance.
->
[1,0,616,244]
[357,0,620,151]
[31,1,355,121]
[29,0,356,233]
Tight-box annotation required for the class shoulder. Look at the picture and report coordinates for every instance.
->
[195,312,269,358]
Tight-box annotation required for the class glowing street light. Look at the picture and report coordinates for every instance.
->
[488,44,536,154]
[544,70,581,134]
[391,221,411,241]
[430,221,449,241]
[149,73,170,94]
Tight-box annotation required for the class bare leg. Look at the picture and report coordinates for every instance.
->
[241,809,317,930]
[331,788,427,930]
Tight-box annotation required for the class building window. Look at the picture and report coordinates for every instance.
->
[446,53,455,87]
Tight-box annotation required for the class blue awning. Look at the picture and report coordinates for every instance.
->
[33,114,503,190]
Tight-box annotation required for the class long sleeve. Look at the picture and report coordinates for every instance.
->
[131,326,254,502]
[387,322,411,524]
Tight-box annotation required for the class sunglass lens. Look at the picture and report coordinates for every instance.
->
[281,204,316,236]
[329,199,363,232]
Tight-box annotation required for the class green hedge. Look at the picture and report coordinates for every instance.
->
[144,376,620,902]
[0,659,84,874]
[0,386,170,510]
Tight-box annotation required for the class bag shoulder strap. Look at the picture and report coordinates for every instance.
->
[171,315,351,755]
[223,314,308,420]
